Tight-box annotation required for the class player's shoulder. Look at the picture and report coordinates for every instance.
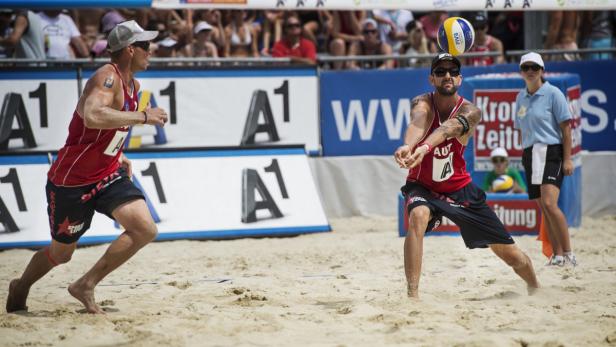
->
[89,64,120,89]
[411,93,431,107]
[460,98,479,112]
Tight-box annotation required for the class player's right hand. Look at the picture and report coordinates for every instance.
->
[145,107,169,127]
[394,144,411,168]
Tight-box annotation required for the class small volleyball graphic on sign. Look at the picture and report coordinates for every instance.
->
[492,175,514,193]
[437,17,475,56]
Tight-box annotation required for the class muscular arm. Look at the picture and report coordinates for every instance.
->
[422,101,481,149]
[0,14,27,47]
[81,67,146,129]
[394,95,431,168]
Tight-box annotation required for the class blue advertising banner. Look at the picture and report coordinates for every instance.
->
[320,60,616,156]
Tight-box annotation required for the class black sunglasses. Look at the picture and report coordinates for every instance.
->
[492,157,507,164]
[132,41,150,51]
[432,67,460,77]
[521,64,542,72]
[285,23,301,29]
[363,29,378,35]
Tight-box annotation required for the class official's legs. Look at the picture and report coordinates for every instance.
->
[540,184,570,254]
[489,243,539,293]
[6,241,77,312]
[69,199,157,314]
[536,197,563,256]
[404,205,430,298]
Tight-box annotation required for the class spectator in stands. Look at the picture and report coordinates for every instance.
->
[482,147,526,193]
[224,10,258,57]
[0,10,14,58]
[0,10,45,59]
[399,20,430,68]
[260,10,284,55]
[466,13,505,66]
[297,10,327,50]
[329,11,365,69]
[38,10,89,59]
[189,21,218,58]
[89,10,125,58]
[154,36,178,57]
[348,18,394,70]
[271,14,316,65]
[372,9,414,53]
[196,10,225,54]
[579,11,614,60]
[544,11,580,61]
[419,11,447,52]
[491,11,523,55]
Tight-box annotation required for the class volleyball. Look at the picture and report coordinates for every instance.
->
[492,175,514,193]
[437,17,475,56]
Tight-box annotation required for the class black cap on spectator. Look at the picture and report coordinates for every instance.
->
[472,13,488,28]
[431,53,461,73]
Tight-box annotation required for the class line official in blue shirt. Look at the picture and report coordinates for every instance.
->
[514,51,576,267]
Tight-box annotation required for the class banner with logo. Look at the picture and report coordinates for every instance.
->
[398,193,541,237]
[0,68,320,154]
[0,148,330,249]
[466,72,582,171]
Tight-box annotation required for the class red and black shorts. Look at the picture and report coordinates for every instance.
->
[522,143,564,200]
[46,168,144,244]
[401,181,514,249]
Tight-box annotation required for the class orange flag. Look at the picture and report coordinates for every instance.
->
[537,214,553,258]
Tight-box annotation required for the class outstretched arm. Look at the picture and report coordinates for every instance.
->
[406,101,481,169]
[394,95,431,168]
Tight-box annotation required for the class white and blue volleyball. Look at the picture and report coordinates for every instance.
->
[437,17,475,56]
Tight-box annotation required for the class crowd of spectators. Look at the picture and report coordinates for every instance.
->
[0,9,613,68]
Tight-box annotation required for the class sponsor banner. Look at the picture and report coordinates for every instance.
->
[155,0,616,10]
[0,69,320,154]
[0,71,78,152]
[398,192,541,237]
[467,73,582,171]
[321,61,616,155]
[0,148,330,249]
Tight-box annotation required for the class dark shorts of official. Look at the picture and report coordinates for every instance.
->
[46,167,145,244]
[401,181,514,249]
[522,144,564,200]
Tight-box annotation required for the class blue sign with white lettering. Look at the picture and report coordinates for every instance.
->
[320,60,616,155]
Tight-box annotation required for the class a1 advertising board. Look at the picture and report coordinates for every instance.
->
[398,193,541,237]
[0,148,330,249]
[0,69,320,154]
[0,71,79,152]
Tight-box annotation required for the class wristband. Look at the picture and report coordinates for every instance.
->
[142,111,148,124]
[455,115,470,135]
[419,142,432,153]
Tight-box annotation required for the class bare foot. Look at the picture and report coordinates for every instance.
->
[407,283,419,299]
[68,281,105,314]
[6,279,29,313]
[527,285,540,296]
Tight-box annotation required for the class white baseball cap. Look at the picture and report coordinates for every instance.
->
[107,20,158,52]
[490,147,509,159]
[194,21,213,34]
[519,52,544,68]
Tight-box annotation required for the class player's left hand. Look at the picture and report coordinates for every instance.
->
[119,154,132,178]
[563,158,574,176]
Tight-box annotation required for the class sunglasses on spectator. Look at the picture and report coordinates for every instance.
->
[132,41,150,51]
[363,29,378,35]
[432,67,460,77]
[491,157,507,164]
[521,64,542,72]
[285,23,301,29]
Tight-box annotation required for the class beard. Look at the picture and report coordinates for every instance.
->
[436,83,458,96]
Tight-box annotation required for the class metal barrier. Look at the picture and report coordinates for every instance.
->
[0,48,613,71]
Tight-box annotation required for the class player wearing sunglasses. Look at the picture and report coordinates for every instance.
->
[394,53,539,299]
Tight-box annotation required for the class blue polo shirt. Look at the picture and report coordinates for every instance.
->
[514,81,572,149]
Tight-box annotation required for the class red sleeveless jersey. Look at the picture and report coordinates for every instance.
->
[406,93,472,193]
[48,64,137,186]
[467,36,494,66]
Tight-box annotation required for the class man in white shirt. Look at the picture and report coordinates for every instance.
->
[38,10,88,59]
[372,10,413,52]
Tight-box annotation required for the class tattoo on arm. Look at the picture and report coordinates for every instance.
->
[103,76,114,88]
[435,102,481,139]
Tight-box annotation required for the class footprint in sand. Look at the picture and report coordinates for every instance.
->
[563,286,584,293]
[166,281,192,290]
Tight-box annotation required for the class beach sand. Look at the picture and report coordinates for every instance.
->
[1,215,615,346]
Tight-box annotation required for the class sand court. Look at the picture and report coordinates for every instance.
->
[1,215,615,346]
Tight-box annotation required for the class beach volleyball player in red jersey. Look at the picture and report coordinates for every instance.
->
[394,53,539,299]
[7,21,168,314]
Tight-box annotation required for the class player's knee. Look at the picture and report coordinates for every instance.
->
[141,223,158,243]
[540,197,558,213]
[50,251,72,265]
[408,208,430,231]
[503,251,528,269]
